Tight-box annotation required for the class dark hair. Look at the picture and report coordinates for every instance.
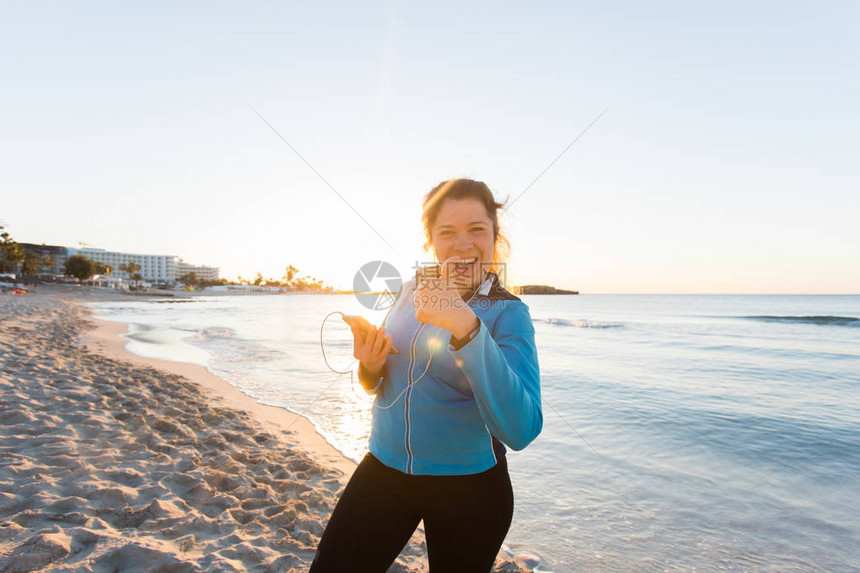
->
[421,178,510,265]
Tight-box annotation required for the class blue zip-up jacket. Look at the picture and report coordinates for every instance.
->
[365,272,542,476]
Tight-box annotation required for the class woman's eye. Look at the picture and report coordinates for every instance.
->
[470,228,485,233]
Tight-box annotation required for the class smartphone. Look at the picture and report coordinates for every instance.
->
[415,264,441,283]
[341,314,399,354]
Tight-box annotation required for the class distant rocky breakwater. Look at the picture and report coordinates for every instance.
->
[511,285,579,295]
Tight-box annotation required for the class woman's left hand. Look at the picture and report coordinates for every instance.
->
[412,257,480,339]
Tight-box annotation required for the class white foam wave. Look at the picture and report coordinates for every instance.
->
[535,318,623,329]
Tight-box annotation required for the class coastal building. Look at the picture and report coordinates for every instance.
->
[17,243,69,276]
[176,260,220,283]
[11,241,220,287]
[67,247,179,285]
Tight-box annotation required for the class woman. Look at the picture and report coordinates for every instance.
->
[311,178,542,572]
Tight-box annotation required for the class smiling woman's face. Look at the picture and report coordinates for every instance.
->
[429,197,495,293]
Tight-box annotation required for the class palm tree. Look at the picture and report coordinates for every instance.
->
[0,226,24,273]
[22,252,41,279]
[283,265,299,287]
[119,262,142,288]
[41,255,54,277]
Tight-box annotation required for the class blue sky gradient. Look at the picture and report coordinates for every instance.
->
[2,1,858,292]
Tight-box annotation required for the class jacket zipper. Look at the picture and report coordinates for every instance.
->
[404,323,426,474]
[403,275,489,474]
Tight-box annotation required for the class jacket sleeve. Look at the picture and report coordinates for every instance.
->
[448,301,542,450]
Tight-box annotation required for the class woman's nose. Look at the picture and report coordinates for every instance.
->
[454,233,472,250]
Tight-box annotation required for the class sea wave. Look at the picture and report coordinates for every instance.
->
[739,315,860,327]
[534,318,624,329]
[187,327,284,364]
[197,326,237,339]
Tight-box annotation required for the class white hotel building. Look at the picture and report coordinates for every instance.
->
[67,247,179,284]
[176,260,220,282]
[66,248,218,287]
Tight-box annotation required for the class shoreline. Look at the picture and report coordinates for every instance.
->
[0,288,433,572]
[79,313,358,483]
[0,287,529,572]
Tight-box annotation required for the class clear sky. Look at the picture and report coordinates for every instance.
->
[2,1,858,293]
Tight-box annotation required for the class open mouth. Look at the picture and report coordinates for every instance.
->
[452,257,478,276]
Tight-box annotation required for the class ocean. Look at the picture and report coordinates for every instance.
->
[86,294,860,572]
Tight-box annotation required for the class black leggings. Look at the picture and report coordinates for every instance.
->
[310,453,514,573]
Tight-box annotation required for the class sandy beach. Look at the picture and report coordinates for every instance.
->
[0,287,528,572]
